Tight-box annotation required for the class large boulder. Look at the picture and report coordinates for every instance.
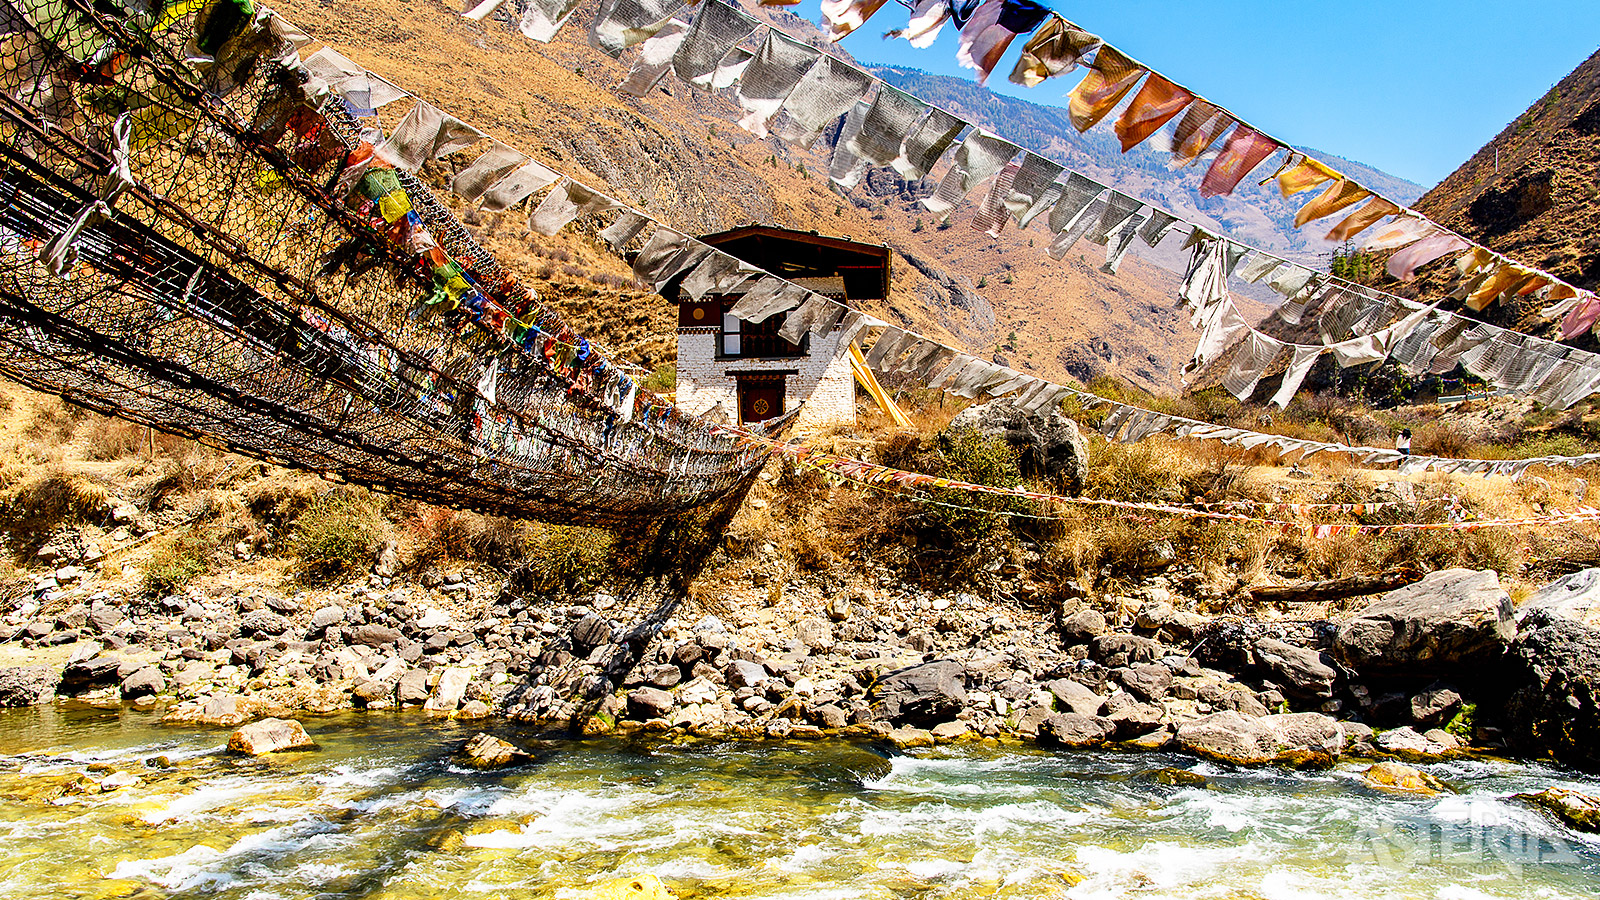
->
[627,687,676,720]
[1333,569,1515,678]
[946,399,1088,493]
[870,661,967,725]
[1517,568,1600,629]
[1502,608,1600,772]
[227,718,315,755]
[120,666,165,699]
[1176,711,1344,767]
[0,666,60,707]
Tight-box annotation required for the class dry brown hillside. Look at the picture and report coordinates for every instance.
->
[1407,47,1600,333]
[273,0,1215,392]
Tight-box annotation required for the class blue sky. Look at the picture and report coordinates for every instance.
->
[796,0,1600,188]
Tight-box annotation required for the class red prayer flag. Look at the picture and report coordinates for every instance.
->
[1200,125,1280,198]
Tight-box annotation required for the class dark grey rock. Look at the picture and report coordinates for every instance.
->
[1254,638,1338,701]
[61,655,122,691]
[1091,634,1163,668]
[120,666,165,698]
[395,669,430,705]
[872,660,968,725]
[1334,568,1515,678]
[1410,684,1463,728]
[1058,607,1109,644]
[1503,608,1600,773]
[1038,712,1115,748]
[240,611,292,637]
[0,666,60,706]
[627,687,675,719]
[570,615,611,652]
[1117,663,1173,702]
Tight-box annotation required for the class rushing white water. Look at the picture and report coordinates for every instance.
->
[0,704,1596,899]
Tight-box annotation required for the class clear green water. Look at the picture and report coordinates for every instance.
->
[1,705,1597,899]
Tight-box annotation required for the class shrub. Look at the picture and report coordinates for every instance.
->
[517,523,615,593]
[0,473,110,532]
[640,364,676,393]
[286,491,385,580]
[406,506,529,569]
[142,529,214,596]
[922,428,1024,545]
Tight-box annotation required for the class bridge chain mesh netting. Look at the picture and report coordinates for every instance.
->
[0,0,770,526]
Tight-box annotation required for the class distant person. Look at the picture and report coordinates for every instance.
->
[1396,428,1412,456]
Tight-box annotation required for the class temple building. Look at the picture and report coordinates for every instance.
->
[669,226,891,429]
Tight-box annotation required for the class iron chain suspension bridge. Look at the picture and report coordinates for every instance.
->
[0,0,769,533]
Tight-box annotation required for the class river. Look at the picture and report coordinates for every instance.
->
[1,705,1596,899]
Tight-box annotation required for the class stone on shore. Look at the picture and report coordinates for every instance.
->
[227,717,315,755]
[0,666,60,707]
[1333,568,1515,678]
[1254,638,1337,700]
[119,666,165,699]
[627,687,675,720]
[1516,567,1600,629]
[458,732,529,769]
[1176,711,1343,767]
[425,667,475,713]
[1374,726,1460,761]
[870,661,967,725]
[1037,712,1115,748]
[1045,678,1105,716]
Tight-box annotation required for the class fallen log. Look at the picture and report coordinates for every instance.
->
[1248,569,1423,604]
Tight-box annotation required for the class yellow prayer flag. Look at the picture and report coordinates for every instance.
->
[1325,197,1399,243]
[1276,156,1340,197]
[1292,179,1370,228]
[1067,47,1144,133]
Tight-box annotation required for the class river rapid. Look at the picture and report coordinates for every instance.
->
[1,705,1597,899]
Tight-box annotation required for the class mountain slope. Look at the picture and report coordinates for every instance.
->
[1412,48,1600,298]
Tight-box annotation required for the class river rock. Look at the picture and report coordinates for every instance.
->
[1254,638,1337,701]
[871,661,967,725]
[1116,663,1172,702]
[1058,606,1108,643]
[240,611,293,637]
[1091,634,1163,668]
[425,667,475,713]
[458,732,529,769]
[396,669,430,705]
[1045,678,1105,716]
[570,615,612,652]
[1037,712,1115,748]
[0,666,61,707]
[627,687,675,719]
[227,717,315,755]
[120,666,165,699]
[1502,608,1600,772]
[725,659,768,690]
[1176,711,1344,767]
[1333,568,1515,678]
[87,603,124,634]
[1374,726,1459,761]
[1516,567,1600,629]
[99,771,141,791]
[350,625,401,648]
[1361,761,1447,795]
[581,874,676,900]
[946,398,1088,493]
[1409,684,1463,728]
[61,655,123,691]
[1514,788,1600,833]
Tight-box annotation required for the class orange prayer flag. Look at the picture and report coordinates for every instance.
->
[1113,73,1192,152]
[1168,101,1231,167]
[1275,155,1339,197]
[1325,196,1400,243]
[1066,46,1145,132]
[1464,264,1527,311]
[1292,179,1371,228]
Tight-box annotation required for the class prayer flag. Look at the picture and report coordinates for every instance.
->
[1113,73,1193,152]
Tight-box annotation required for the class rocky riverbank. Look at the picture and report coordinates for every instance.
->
[4,550,1600,784]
